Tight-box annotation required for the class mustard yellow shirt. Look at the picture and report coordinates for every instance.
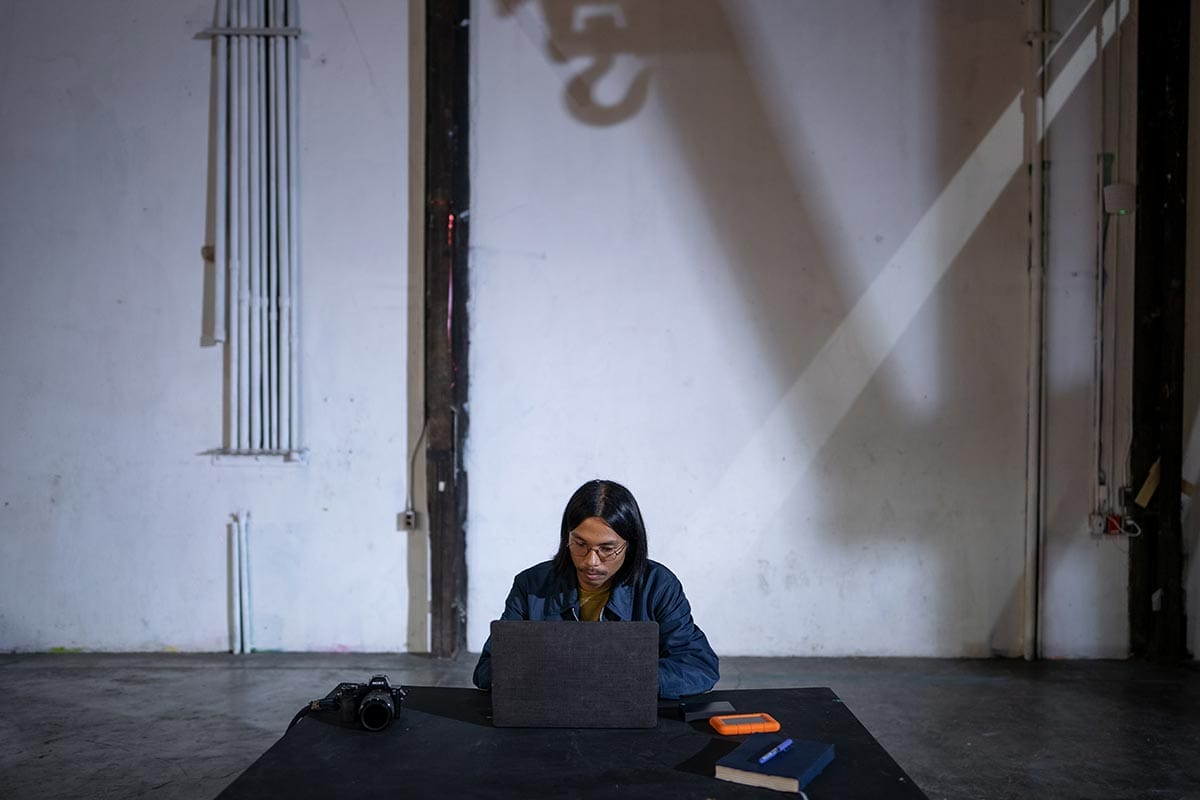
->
[578,584,612,621]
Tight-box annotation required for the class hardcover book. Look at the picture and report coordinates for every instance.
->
[714,733,835,793]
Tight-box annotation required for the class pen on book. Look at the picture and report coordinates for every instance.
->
[758,737,794,764]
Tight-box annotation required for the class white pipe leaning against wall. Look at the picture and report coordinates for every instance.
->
[230,513,242,653]
[240,510,253,653]
[229,511,254,654]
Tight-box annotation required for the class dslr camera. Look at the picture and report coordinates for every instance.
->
[329,674,407,731]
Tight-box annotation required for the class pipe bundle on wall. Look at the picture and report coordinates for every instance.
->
[211,0,299,456]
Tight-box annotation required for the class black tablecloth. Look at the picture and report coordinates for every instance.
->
[216,686,926,798]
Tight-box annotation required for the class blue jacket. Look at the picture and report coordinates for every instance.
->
[472,559,719,699]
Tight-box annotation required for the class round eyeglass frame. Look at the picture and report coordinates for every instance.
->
[567,537,628,562]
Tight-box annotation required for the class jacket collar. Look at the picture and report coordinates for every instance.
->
[605,580,634,620]
[546,568,635,621]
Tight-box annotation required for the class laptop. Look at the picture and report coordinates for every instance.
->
[489,620,660,728]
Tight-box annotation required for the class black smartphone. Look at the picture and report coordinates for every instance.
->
[678,699,736,722]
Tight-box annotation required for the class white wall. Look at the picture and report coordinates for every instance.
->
[0,0,1148,658]
[467,0,1132,657]
[0,0,420,652]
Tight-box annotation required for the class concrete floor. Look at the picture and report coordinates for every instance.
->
[0,653,1197,799]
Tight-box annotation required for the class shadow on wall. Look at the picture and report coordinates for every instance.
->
[493,0,1030,654]
[489,1,1117,655]
[498,0,848,426]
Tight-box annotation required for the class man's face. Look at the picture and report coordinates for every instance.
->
[568,516,628,591]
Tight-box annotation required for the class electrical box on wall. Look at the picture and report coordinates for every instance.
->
[1102,183,1135,215]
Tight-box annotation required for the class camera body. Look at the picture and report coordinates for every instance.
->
[331,674,407,731]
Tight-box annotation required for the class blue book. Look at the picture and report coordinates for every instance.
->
[714,733,835,793]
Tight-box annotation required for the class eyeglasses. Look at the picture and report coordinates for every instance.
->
[567,537,627,562]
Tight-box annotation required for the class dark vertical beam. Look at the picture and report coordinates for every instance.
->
[424,0,470,658]
[1129,0,1189,661]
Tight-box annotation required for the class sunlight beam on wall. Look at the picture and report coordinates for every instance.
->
[695,1,1127,542]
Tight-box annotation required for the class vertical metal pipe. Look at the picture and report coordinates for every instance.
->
[274,0,290,453]
[221,1,301,455]
[225,0,241,450]
[257,0,270,451]
[1023,0,1047,661]
[213,0,228,345]
[266,0,280,451]
[1090,7,1107,517]
[285,0,299,453]
[236,0,251,451]
[248,0,262,451]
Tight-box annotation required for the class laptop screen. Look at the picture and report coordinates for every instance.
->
[489,620,660,728]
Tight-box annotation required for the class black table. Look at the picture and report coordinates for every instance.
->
[217,686,926,798]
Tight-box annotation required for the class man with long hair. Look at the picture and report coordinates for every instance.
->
[473,479,719,699]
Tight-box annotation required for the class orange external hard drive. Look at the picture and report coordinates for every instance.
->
[708,712,782,735]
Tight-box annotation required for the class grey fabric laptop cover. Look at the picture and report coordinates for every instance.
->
[489,620,660,728]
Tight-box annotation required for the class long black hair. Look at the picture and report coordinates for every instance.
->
[552,479,649,587]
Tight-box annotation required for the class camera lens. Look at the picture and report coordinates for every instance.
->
[358,688,396,731]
